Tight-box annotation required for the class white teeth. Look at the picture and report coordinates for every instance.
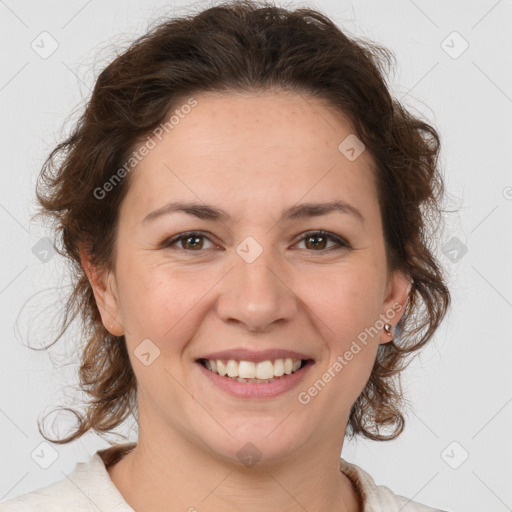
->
[255,360,274,380]
[201,357,304,380]
[274,359,285,376]
[238,361,256,379]
[217,360,227,376]
[226,360,238,378]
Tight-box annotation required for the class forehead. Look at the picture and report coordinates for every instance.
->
[121,90,380,227]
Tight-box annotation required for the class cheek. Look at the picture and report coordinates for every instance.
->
[307,263,384,339]
[306,272,382,404]
[303,265,384,396]
[118,261,211,344]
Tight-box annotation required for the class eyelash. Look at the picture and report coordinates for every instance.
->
[160,230,351,253]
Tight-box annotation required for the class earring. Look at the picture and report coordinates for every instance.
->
[384,323,393,336]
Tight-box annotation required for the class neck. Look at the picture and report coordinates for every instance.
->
[107,408,361,512]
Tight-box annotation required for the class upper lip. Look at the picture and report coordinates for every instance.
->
[197,348,314,363]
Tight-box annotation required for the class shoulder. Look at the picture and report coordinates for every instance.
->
[339,458,450,512]
[0,443,136,512]
[0,461,96,512]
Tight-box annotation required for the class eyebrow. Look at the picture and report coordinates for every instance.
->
[141,199,365,225]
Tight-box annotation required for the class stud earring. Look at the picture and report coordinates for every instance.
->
[384,323,393,336]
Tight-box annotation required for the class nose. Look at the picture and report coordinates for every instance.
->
[215,250,298,333]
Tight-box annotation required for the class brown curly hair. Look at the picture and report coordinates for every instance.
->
[32,0,450,444]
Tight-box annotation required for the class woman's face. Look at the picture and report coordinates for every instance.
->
[87,90,410,465]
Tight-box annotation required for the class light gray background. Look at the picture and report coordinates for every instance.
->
[1,1,511,510]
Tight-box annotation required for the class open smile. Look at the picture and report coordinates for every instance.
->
[195,357,315,399]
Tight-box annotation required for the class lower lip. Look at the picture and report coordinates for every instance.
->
[196,360,314,399]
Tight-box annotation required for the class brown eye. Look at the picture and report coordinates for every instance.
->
[180,234,205,250]
[161,230,350,253]
[162,231,216,251]
[304,234,328,250]
[295,231,350,251]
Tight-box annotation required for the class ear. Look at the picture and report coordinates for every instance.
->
[379,268,412,344]
[79,247,124,336]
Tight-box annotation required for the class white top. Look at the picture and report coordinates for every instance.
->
[0,443,448,511]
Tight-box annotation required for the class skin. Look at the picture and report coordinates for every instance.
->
[81,90,411,512]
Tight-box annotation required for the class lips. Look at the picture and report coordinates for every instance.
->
[195,357,314,399]
[196,348,313,364]
[192,347,315,398]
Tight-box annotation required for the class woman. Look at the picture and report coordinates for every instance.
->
[1,1,451,510]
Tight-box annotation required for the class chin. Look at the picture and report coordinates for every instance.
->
[199,418,307,467]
